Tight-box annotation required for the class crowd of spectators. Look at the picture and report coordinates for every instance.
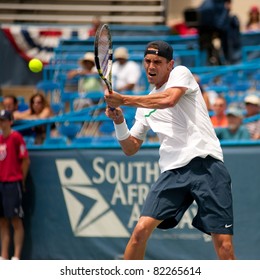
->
[1,76,259,145]
[210,94,260,141]
[1,93,55,144]
[0,3,260,145]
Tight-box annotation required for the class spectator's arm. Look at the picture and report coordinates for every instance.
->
[67,69,81,79]
[23,107,53,120]
[13,109,31,120]
[21,157,30,191]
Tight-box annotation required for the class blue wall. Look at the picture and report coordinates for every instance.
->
[21,146,260,260]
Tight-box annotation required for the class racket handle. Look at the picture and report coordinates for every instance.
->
[108,87,115,110]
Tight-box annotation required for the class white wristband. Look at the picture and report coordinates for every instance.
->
[114,119,131,141]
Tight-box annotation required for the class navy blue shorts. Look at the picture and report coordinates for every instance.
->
[0,181,24,218]
[141,156,233,235]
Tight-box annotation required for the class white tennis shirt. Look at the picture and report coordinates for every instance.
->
[130,65,223,172]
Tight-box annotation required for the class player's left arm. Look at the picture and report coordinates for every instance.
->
[105,87,187,109]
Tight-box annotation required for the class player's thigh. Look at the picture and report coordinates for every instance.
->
[141,169,193,229]
[192,158,233,234]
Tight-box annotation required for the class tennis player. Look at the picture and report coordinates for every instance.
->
[105,40,235,260]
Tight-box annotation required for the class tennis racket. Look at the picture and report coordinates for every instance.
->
[94,24,113,94]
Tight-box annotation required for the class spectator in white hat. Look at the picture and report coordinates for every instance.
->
[244,94,260,139]
[112,47,141,94]
[67,52,103,110]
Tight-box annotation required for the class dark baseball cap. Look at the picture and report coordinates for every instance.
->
[0,110,13,121]
[144,40,173,60]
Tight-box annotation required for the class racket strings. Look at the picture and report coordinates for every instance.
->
[98,29,110,77]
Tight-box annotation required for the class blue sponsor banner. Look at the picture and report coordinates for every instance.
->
[22,147,260,260]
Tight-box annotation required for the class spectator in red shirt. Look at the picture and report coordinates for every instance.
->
[246,6,260,31]
[0,110,30,260]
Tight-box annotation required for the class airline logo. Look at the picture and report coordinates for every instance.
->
[55,156,207,242]
[55,159,130,238]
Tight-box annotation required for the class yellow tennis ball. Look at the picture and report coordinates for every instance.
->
[28,58,43,73]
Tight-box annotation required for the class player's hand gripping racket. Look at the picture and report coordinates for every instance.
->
[94,23,114,110]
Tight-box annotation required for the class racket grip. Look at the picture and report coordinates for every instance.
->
[108,88,115,110]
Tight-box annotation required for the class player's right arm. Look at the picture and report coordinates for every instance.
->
[105,107,143,156]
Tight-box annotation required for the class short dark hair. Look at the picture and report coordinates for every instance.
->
[4,94,18,106]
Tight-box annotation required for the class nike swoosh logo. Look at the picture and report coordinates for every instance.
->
[225,224,232,228]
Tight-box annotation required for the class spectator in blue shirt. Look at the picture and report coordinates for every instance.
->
[215,107,250,140]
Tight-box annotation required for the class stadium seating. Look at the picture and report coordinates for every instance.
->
[91,135,118,147]
[242,45,260,62]
[231,81,251,93]
[2,21,258,149]
[98,120,115,136]
[71,136,93,145]
[36,80,62,105]
[57,123,82,140]
[205,85,229,94]
[23,136,36,146]
[0,1,166,25]
[51,103,64,115]
[43,136,68,146]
